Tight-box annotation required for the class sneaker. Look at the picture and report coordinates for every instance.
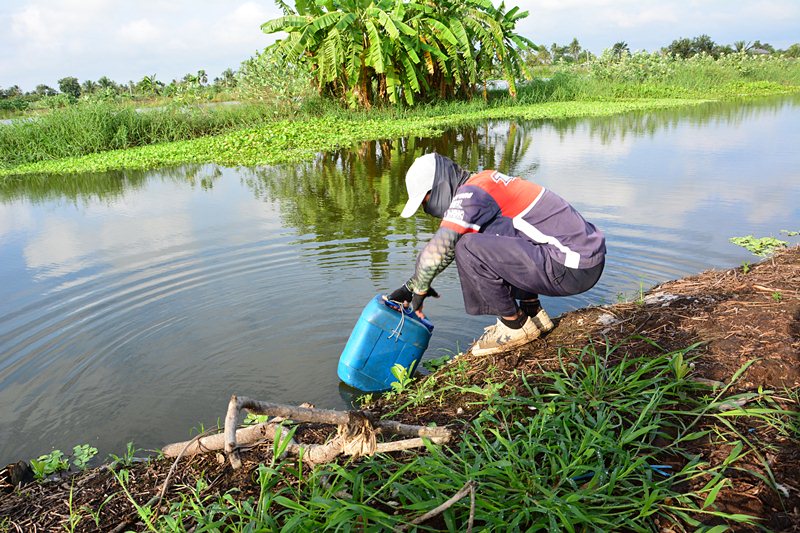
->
[470,316,541,356]
[530,309,554,333]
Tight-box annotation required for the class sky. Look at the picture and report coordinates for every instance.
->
[1,0,798,92]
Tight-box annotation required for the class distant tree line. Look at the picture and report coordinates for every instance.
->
[524,35,800,67]
[0,68,238,113]
[2,33,799,113]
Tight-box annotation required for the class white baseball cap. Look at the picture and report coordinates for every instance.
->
[400,153,437,218]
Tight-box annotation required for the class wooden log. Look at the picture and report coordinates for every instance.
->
[223,395,452,469]
[162,422,283,458]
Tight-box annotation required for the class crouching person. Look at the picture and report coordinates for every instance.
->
[389,153,606,356]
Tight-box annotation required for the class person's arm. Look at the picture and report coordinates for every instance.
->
[407,226,461,293]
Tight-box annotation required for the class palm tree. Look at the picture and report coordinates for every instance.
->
[216,68,237,88]
[611,41,630,59]
[97,76,117,92]
[568,37,582,63]
[81,79,98,95]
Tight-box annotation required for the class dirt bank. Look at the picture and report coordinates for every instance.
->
[2,247,798,531]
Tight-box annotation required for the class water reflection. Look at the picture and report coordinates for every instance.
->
[546,94,800,144]
[0,96,798,466]
[0,165,222,204]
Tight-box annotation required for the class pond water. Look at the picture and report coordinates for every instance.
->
[1,96,798,465]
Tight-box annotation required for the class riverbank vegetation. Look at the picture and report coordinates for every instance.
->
[1,53,798,178]
[3,246,798,530]
[2,7,800,179]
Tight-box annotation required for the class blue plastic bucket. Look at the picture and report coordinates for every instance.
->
[337,295,434,392]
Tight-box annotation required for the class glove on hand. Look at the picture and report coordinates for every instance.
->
[410,286,440,311]
[388,283,439,311]
[388,283,413,304]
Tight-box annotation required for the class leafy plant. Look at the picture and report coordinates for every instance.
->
[30,449,69,479]
[80,494,116,528]
[108,441,139,469]
[112,468,159,532]
[772,291,782,302]
[741,261,750,274]
[729,235,788,257]
[261,0,533,107]
[780,229,799,237]
[671,347,693,380]
[244,412,272,425]
[71,444,98,470]
[422,354,451,372]
[387,362,415,397]
[65,482,83,533]
[637,280,646,305]
[357,393,374,406]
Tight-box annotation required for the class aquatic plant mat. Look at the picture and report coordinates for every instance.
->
[1,247,798,531]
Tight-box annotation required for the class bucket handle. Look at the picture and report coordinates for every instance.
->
[383,297,434,332]
[384,298,406,342]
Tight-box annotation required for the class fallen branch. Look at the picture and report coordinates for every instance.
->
[156,429,216,511]
[223,395,452,468]
[162,422,285,458]
[396,480,476,532]
[753,284,781,293]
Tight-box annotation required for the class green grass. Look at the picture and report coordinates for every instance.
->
[555,52,800,100]
[0,100,282,167]
[106,340,798,531]
[0,98,711,178]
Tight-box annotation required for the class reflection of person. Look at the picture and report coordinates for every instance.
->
[389,153,606,356]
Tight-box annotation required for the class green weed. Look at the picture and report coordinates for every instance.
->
[71,444,97,470]
[107,441,139,469]
[29,449,69,479]
[729,235,788,256]
[386,362,416,398]
[422,354,452,372]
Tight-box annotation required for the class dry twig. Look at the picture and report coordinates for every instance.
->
[396,480,476,532]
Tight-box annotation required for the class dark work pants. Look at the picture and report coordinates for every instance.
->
[455,233,604,317]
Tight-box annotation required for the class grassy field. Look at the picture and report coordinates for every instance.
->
[1,53,798,179]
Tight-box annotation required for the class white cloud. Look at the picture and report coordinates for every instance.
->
[22,185,195,279]
[118,18,162,46]
[10,6,50,45]
[215,2,273,46]
[609,6,679,28]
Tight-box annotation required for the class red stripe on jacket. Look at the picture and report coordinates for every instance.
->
[469,170,542,217]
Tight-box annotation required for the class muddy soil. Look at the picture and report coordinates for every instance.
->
[2,247,798,532]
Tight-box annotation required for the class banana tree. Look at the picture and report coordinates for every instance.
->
[262,0,423,107]
[261,0,532,107]
[468,1,534,99]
